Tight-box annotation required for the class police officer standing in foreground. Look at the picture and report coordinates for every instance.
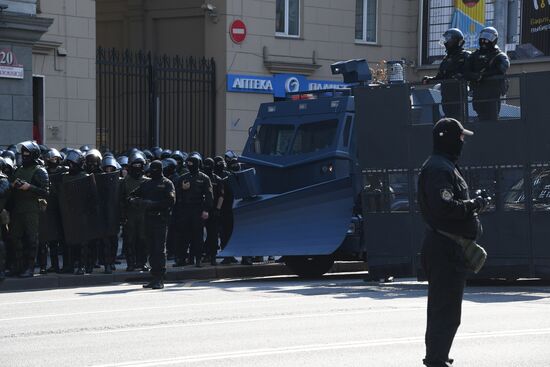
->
[0,159,10,280]
[129,160,175,289]
[423,28,470,121]
[466,27,510,121]
[417,118,489,367]
[9,142,49,277]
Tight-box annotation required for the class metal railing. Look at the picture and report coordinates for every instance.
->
[96,48,216,154]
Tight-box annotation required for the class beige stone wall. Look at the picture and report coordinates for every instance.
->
[32,0,96,148]
[224,0,420,154]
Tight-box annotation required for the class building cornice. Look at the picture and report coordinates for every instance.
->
[0,12,53,45]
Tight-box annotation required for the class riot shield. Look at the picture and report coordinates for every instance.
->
[58,174,102,244]
[39,173,64,242]
[95,171,121,237]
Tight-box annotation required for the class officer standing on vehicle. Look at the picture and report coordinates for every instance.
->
[417,118,489,367]
[128,160,175,289]
[120,152,150,271]
[466,27,510,121]
[174,154,213,267]
[0,158,10,280]
[9,141,49,277]
[423,28,470,121]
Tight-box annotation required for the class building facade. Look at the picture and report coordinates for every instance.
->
[2,1,549,152]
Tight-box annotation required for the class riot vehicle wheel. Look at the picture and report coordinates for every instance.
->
[284,255,335,278]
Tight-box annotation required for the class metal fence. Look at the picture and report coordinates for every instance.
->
[97,48,216,155]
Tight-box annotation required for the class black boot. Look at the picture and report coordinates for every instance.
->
[19,268,34,278]
[195,256,202,268]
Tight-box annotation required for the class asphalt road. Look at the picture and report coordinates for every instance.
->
[1,274,549,367]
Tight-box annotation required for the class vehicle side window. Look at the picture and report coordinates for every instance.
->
[252,124,294,156]
[291,120,338,154]
[343,116,353,148]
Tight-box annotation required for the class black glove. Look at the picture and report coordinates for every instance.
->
[422,76,433,85]
[472,196,489,212]
[213,208,221,218]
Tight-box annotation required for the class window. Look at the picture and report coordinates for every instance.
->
[291,120,338,154]
[355,0,377,43]
[276,0,300,37]
[252,124,295,155]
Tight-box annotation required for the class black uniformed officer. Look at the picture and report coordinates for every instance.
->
[9,141,49,277]
[120,152,150,271]
[466,27,510,121]
[174,154,213,267]
[423,28,469,121]
[203,157,224,265]
[129,160,175,289]
[0,158,10,280]
[38,148,66,274]
[418,118,488,367]
[84,149,104,273]
[62,149,90,275]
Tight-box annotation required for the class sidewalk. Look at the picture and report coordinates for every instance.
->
[0,261,368,292]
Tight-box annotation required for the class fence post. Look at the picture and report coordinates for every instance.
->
[148,52,158,148]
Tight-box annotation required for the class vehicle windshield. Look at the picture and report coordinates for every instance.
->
[252,124,294,155]
[290,119,338,154]
[251,119,338,156]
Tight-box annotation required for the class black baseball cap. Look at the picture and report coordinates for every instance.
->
[433,118,473,138]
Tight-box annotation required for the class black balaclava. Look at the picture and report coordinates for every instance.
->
[187,158,200,174]
[129,163,144,179]
[68,161,81,175]
[46,159,59,170]
[228,158,240,172]
[149,160,163,180]
[21,148,34,168]
[203,158,214,177]
[432,118,473,161]
[213,156,226,175]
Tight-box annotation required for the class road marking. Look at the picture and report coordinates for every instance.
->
[84,307,425,335]
[91,328,550,367]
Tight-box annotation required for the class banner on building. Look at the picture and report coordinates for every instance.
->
[521,0,550,56]
[451,0,486,49]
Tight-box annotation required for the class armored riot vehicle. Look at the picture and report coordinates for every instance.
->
[221,59,550,280]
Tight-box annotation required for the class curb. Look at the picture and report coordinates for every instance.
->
[0,261,368,293]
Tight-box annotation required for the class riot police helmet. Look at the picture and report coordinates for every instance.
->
[39,144,49,155]
[0,157,5,174]
[479,27,498,49]
[17,141,41,166]
[440,28,464,51]
[142,149,154,161]
[171,150,185,163]
[117,155,129,167]
[128,151,146,166]
[186,153,202,174]
[102,156,119,172]
[103,152,115,158]
[1,149,16,161]
[65,149,85,168]
[80,145,91,153]
[44,148,62,167]
[160,149,172,159]
[85,149,103,168]
[228,158,240,172]
[213,156,226,172]
[151,146,163,160]
[162,157,177,169]
[2,157,15,174]
[224,150,238,163]
[203,157,215,174]
[6,144,17,153]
